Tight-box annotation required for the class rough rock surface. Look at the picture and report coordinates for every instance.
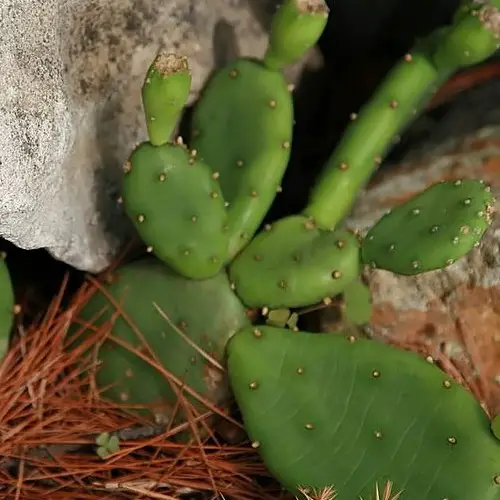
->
[338,124,500,416]
[0,0,311,272]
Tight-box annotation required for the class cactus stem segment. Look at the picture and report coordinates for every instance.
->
[141,53,191,146]
[264,0,329,70]
[303,2,500,230]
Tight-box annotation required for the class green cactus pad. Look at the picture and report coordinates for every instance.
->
[229,215,360,308]
[141,52,191,146]
[68,258,250,428]
[0,253,14,359]
[227,325,500,499]
[361,179,495,275]
[190,58,293,259]
[122,142,230,280]
[263,0,329,70]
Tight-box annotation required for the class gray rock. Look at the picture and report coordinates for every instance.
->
[0,0,313,272]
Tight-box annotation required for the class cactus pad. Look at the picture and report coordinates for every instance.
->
[0,253,14,359]
[122,142,230,280]
[190,58,293,259]
[263,0,329,71]
[432,1,500,70]
[229,215,360,308]
[69,258,250,427]
[141,52,191,146]
[227,325,500,499]
[361,179,495,275]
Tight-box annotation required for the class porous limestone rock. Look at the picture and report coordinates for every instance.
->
[0,0,311,272]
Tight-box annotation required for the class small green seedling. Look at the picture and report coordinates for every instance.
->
[95,431,120,459]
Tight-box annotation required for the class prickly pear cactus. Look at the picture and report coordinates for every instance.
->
[361,179,495,275]
[122,142,230,280]
[227,326,500,499]
[69,258,250,427]
[0,252,14,359]
[229,216,360,308]
[68,0,500,464]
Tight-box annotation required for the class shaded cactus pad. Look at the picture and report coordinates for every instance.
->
[361,179,495,275]
[122,142,229,279]
[69,258,250,426]
[190,58,293,259]
[341,278,372,325]
[229,216,360,308]
[227,326,500,499]
[0,254,14,359]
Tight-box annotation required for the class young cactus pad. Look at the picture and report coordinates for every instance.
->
[0,253,14,359]
[68,258,250,426]
[229,215,360,308]
[432,0,500,70]
[263,0,329,71]
[141,52,191,146]
[190,58,294,259]
[361,179,495,275]
[122,142,230,280]
[227,326,500,499]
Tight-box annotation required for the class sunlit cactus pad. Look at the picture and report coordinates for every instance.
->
[69,258,250,427]
[229,215,360,308]
[227,326,500,499]
[190,58,294,259]
[361,179,495,275]
[122,142,229,279]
